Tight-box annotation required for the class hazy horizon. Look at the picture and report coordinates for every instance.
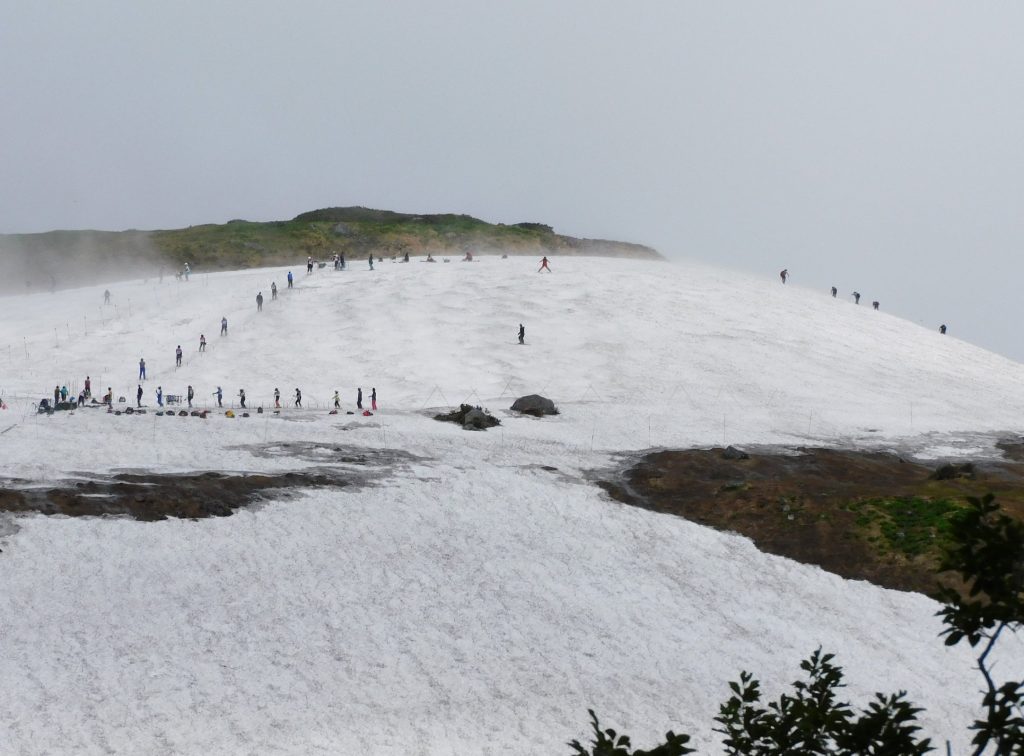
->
[3,1,1022,361]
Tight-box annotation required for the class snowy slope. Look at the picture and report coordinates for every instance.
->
[0,256,1021,754]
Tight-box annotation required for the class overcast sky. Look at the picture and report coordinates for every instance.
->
[2,2,1021,360]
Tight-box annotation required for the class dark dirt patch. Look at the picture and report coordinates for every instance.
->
[0,470,357,522]
[598,444,1024,597]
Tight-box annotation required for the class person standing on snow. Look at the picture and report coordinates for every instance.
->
[307,257,313,274]
[274,387,280,408]
[213,386,222,407]
[220,317,228,336]
[872,301,880,311]
[339,254,346,270]
[256,292,264,312]
[940,324,947,334]
[238,389,246,409]
[103,289,111,305]
[84,375,91,398]
[139,358,146,380]
[271,282,277,300]
[187,385,194,408]
[333,391,340,409]
[780,269,788,284]
[368,255,374,271]
[287,271,293,288]
[371,388,377,411]
[157,386,163,407]
[357,387,363,409]
[199,334,207,352]
[53,385,60,405]
[60,385,68,402]
[831,286,837,298]
[518,324,525,344]
[137,384,143,407]
[538,256,551,272]
[294,388,302,408]
[852,291,861,304]
[175,345,183,367]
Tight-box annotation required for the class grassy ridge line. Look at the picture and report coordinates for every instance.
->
[0,207,661,292]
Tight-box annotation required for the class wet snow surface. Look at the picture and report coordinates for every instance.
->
[0,256,1022,753]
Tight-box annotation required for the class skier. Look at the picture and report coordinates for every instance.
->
[831,286,837,298]
[221,317,228,336]
[872,301,880,311]
[139,358,146,380]
[271,282,278,300]
[156,386,163,407]
[238,389,246,409]
[518,323,525,344]
[294,388,302,408]
[940,324,947,334]
[287,271,294,288]
[852,291,861,304]
[274,387,281,408]
[357,387,363,410]
[187,385,194,408]
[538,256,551,272]
[256,292,264,312]
[369,254,374,271]
[137,384,143,408]
[103,289,111,305]
[213,386,222,407]
[60,385,68,402]
[175,345,183,367]
[199,334,206,352]
[333,391,340,409]
[780,269,788,284]
[371,387,377,411]
[84,375,91,398]
[307,256,313,274]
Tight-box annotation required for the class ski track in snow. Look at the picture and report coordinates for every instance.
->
[0,256,1022,754]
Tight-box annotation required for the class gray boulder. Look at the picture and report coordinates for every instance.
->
[510,394,558,417]
[722,445,750,460]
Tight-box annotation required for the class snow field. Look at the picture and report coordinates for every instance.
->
[0,255,1022,753]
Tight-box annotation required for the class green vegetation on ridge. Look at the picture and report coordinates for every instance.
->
[0,206,661,293]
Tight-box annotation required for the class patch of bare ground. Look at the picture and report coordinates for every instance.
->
[598,443,1024,597]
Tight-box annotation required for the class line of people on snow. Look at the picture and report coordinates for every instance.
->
[779,269,947,333]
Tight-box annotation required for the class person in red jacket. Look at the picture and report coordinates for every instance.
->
[538,256,551,272]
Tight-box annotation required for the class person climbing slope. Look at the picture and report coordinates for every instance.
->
[830,286,837,298]
[780,269,788,284]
